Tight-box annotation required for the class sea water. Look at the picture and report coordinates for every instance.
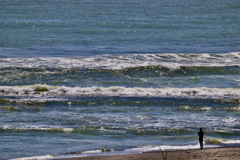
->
[0,0,240,159]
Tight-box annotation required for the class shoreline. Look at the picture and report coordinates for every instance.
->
[60,146,240,160]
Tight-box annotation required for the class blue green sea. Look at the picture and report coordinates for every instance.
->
[0,0,240,159]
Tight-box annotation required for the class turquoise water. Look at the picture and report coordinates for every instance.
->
[1,0,240,56]
[0,0,240,159]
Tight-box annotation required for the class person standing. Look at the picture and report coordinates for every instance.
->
[198,128,204,149]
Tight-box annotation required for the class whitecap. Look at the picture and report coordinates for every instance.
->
[0,85,240,100]
[0,52,239,70]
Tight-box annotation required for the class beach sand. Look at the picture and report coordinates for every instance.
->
[63,146,240,160]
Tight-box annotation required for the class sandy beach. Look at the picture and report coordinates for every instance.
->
[63,146,240,160]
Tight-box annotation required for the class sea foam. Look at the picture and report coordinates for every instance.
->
[0,52,239,70]
[0,85,239,99]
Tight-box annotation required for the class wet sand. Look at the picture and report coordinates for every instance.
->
[63,146,240,160]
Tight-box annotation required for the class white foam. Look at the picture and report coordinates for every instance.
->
[0,85,239,99]
[9,155,54,160]
[123,139,240,153]
[0,52,239,70]
[125,144,202,153]
[0,124,74,133]
[222,140,240,144]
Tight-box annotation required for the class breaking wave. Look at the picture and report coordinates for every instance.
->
[0,85,239,99]
[1,52,239,70]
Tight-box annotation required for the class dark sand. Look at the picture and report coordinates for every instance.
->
[62,146,240,160]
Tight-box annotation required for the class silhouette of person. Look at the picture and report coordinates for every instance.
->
[198,128,204,149]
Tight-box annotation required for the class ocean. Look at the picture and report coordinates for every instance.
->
[0,0,240,159]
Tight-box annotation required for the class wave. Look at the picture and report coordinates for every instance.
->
[9,155,54,160]
[0,85,239,99]
[2,125,239,138]
[117,65,240,76]
[0,125,193,136]
[0,125,192,135]
[0,52,239,70]
[0,125,74,133]
[1,66,239,82]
